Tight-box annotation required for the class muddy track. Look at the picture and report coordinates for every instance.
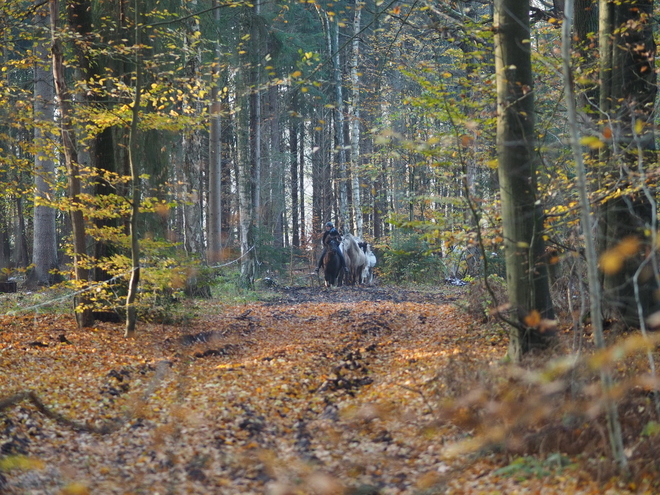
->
[264,284,464,306]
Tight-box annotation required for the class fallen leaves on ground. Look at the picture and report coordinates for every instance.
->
[0,286,655,494]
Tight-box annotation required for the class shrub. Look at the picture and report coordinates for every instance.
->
[465,274,508,323]
[379,234,446,285]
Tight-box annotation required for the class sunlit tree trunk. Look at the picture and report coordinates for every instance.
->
[325,12,348,228]
[32,1,58,286]
[349,0,363,238]
[290,117,300,247]
[299,116,306,243]
[50,0,93,328]
[494,0,555,360]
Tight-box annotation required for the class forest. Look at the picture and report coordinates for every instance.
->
[1,0,660,493]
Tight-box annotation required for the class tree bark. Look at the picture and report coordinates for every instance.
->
[563,0,627,474]
[181,1,204,257]
[269,84,284,248]
[349,0,363,238]
[598,0,658,328]
[238,7,258,288]
[31,1,58,286]
[494,0,555,360]
[207,0,223,263]
[50,0,93,328]
[124,0,143,338]
[290,119,300,247]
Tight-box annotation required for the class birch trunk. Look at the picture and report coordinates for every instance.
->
[349,1,363,238]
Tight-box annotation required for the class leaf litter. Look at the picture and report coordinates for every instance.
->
[0,285,656,494]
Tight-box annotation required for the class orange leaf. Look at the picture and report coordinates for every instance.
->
[524,310,541,328]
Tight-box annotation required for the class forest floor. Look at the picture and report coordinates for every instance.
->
[0,283,658,494]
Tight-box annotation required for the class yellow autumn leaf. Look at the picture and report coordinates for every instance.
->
[291,70,302,78]
[60,482,90,495]
[617,236,640,256]
[579,135,605,149]
[635,118,644,135]
[0,455,45,471]
[599,250,624,275]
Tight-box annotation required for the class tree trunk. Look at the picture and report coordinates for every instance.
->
[124,0,143,338]
[290,119,300,247]
[181,2,204,257]
[50,0,93,328]
[14,196,29,269]
[299,117,306,244]
[333,20,349,229]
[269,84,284,248]
[494,0,555,360]
[31,1,58,286]
[238,7,258,287]
[349,0,363,238]
[563,0,628,475]
[207,0,223,263]
[598,0,658,328]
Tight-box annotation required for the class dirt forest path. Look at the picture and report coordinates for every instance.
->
[0,286,633,494]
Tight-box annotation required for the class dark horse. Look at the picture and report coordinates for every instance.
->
[321,238,344,287]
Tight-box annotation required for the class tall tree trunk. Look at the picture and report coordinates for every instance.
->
[598,0,658,328]
[332,19,349,229]
[238,8,258,287]
[494,0,555,360]
[250,6,262,225]
[32,1,58,286]
[67,0,119,284]
[290,119,300,247]
[50,0,93,328]
[208,0,223,263]
[125,0,143,338]
[181,2,204,256]
[221,86,233,247]
[563,0,628,474]
[269,84,284,248]
[299,117,306,244]
[349,0,363,238]
[312,117,323,232]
